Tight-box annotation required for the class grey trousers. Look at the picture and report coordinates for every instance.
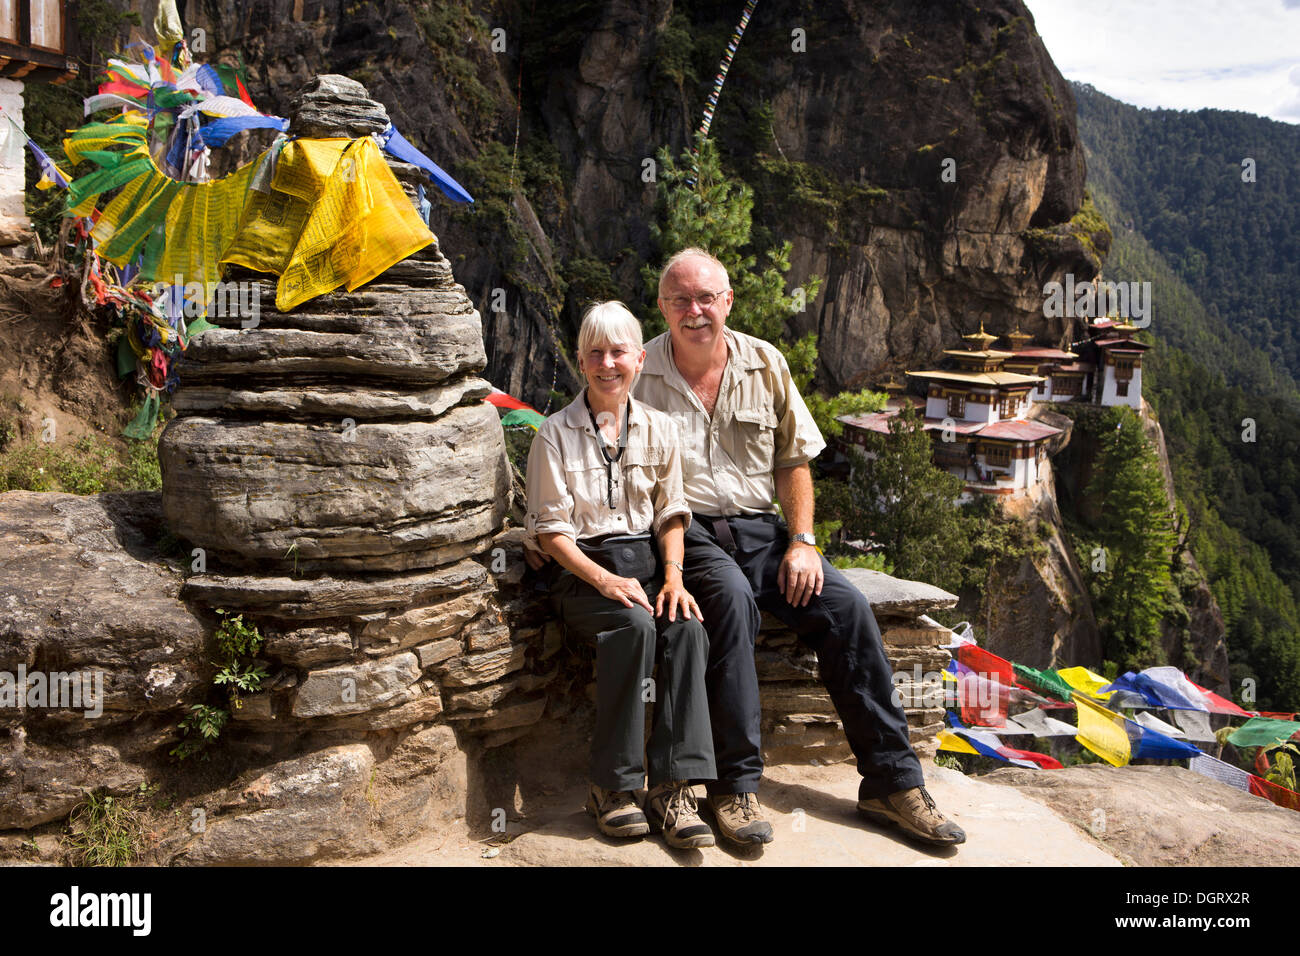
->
[550,569,717,792]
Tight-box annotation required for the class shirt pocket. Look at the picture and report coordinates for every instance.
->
[621,444,669,527]
[731,407,778,476]
[563,461,610,517]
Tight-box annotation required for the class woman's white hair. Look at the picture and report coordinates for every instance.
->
[577,300,645,359]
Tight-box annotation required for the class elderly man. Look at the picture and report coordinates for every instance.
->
[632,247,966,848]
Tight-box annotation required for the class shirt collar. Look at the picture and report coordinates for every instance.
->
[560,389,648,436]
[643,327,765,379]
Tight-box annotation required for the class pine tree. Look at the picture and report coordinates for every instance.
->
[1085,407,1178,669]
[842,403,969,591]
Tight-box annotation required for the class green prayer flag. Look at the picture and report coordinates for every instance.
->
[500,409,546,431]
[1013,662,1077,703]
[1227,717,1300,750]
[115,336,137,379]
[123,393,160,439]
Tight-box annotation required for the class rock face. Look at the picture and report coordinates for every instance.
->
[0,492,207,828]
[177,0,1095,406]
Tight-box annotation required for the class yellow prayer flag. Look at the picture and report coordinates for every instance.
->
[937,729,980,755]
[1073,693,1131,767]
[1057,666,1114,700]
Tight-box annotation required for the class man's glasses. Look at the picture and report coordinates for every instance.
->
[665,289,731,310]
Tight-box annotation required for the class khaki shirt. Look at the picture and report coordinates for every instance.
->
[524,392,692,552]
[635,328,826,516]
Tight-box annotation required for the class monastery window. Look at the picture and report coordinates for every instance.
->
[947,394,966,418]
[984,444,1012,468]
[997,395,1018,419]
[1053,376,1080,397]
[1114,357,1135,380]
[1116,380,1130,397]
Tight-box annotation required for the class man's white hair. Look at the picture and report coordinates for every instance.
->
[577,300,645,359]
[658,247,730,298]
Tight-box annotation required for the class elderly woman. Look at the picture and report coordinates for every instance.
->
[525,301,716,848]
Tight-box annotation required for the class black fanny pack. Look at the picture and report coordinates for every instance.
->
[577,532,659,581]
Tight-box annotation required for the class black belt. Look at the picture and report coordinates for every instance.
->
[694,512,781,555]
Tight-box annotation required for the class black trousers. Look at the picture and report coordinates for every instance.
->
[550,553,716,792]
[683,513,925,801]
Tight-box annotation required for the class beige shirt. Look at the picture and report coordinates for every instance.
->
[635,328,826,516]
[524,391,692,552]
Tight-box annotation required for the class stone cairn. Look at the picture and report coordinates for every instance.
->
[160,76,551,748]
[758,568,956,764]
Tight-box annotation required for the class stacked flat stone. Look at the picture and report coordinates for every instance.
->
[161,76,532,741]
[757,568,955,763]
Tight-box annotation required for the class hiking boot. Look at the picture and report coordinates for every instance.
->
[856,786,966,846]
[645,781,715,849]
[708,792,774,846]
[586,783,649,839]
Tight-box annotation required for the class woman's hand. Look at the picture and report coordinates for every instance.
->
[595,572,654,613]
[655,577,703,623]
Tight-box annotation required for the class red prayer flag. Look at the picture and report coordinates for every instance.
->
[1248,774,1300,813]
[485,388,533,412]
[999,745,1064,770]
[1190,680,1253,717]
[956,644,1015,687]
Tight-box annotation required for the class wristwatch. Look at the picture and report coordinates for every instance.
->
[790,533,817,547]
[665,560,685,572]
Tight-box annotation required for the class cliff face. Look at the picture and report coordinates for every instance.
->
[171,0,1095,403]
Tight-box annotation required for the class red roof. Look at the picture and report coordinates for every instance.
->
[1094,337,1151,350]
[977,420,1062,441]
[839,411,1061,443]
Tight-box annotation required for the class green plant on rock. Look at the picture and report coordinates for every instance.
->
[64,788,148,867]
[172,610,267,760]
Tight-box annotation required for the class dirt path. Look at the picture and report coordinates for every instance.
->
[355,760,1121,867]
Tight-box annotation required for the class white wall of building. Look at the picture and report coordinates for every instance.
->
[1100,365,1142,409]
[0,78,29,242]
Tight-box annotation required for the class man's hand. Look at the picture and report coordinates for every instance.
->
[523,548,551,571]
[778,542,823,607]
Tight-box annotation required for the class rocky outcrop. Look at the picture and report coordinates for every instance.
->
[0,491,206,828]
[987,764,1300,866]
[980,465,1102,668]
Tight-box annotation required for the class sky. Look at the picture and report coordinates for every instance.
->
[1023,0,1300,124]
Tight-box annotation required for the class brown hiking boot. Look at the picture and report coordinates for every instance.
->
[708,792,774,846]
[645,781,715,849]
[857,786,966,846]
[586,783,649,839]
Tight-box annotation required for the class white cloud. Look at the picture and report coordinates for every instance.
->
[1024,0,1300,123]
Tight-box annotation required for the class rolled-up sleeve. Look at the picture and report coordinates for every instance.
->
[524,426,576,552]
[650,418,692,536]
[771,350,827,468]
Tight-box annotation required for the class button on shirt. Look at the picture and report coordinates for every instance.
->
[524,392,692,552]
[635,327,826,516]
